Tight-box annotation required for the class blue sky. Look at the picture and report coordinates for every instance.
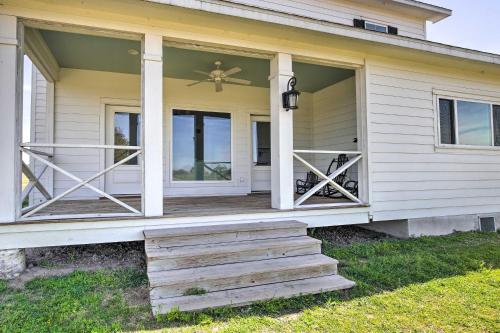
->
[426,0,500,55]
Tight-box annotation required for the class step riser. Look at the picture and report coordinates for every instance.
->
[147,242,321,272]
[150,261,337,299]
[152,275,356,314]
[146,227,306,248]
[144,221,308,239]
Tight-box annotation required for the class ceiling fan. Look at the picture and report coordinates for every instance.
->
[187,61,252,92]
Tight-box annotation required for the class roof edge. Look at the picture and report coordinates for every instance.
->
[391,0,452,22]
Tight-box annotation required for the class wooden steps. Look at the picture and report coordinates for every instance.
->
[144,220,355,314]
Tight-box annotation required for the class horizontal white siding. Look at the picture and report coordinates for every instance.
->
[293,93,313,184]
[312,76,357,177]
[30,67,53,204]
[225,0,426,39]
[368,60,500,221]
[53,68,321,199]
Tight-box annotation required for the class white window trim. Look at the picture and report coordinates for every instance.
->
[434,93,500,152]
[364,21,388,33]
[169,107,234,184]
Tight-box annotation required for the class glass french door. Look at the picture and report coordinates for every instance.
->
[105,105,142,195]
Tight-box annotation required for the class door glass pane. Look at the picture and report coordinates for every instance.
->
[457,101,492,146]
[114,112,141,165]
[204,115,231,180]
[252,121,271,166]
[172,113,195,180]
[173,110,231,181]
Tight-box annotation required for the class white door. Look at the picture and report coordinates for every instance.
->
[251,116,271,192]
[105,105,142,195]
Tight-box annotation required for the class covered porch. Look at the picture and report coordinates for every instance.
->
[2,15,369,224]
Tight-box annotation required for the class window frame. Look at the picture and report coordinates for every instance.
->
[169,107,234,184]
[435,92,500,151]
[364,21,388,33]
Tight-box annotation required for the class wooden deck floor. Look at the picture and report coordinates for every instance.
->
[31,193,350,220]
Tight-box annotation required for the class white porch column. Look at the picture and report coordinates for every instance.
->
[269,53,294,209]
[142,34,164,217]
[0,15,21,222]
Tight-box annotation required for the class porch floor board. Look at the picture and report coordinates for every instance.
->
[25,193,354,222]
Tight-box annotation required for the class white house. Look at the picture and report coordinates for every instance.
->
[0,0,499,313]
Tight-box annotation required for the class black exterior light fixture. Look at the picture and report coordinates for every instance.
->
[282,76,301,111]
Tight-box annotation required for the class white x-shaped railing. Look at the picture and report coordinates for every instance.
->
[20,143,142,219]
[293,150,363,208]
[21,149,53,213]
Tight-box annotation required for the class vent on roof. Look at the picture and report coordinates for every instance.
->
[353,19,398,36]
[479,217,496,232]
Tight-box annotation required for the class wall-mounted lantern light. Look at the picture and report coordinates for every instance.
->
[282,76,301,111]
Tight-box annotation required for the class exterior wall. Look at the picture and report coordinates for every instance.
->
[312,77,357,174]
[46,68,357,200]
[30,66,53,204]
[48,68,318,199]
[367,57,500,222]
[163,74,270,197]
[293,92,313,182]
[182,0,427,39]
[362,213,500,238]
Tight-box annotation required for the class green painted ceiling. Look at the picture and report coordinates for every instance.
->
[39,30,354,93]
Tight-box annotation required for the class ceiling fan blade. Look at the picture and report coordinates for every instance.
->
[224,77,252,85]
[223,67,242,77]
[215,80,223,92]
[194,70,212,77]
[187,80,209,87]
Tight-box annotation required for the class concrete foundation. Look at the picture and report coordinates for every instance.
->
[0,249,26,279]
[363,213,500,238]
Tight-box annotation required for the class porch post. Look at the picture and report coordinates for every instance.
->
[141,34,164,217]
[269,53,294,209]
[0,15,21,222]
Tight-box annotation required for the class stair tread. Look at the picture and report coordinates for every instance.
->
[146,235,321,259]
[151,274,355,314]
[148,254,337,287]
[144,220,307,239]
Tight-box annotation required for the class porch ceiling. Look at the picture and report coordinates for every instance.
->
[38,29,354,93]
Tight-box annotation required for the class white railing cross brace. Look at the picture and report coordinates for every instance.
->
[21,162,52,202]
[293,151,363,207]
[21,148,142,217]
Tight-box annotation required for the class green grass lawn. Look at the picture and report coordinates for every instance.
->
[1,231,499,333]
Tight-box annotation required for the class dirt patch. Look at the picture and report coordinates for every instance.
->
[8,242,146,288]
[123,285,151,307]
[311,225,394,246]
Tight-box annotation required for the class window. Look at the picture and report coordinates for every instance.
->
[365,21,388,33]
[252,121,271,166]
[438,98,500,147]
[172,110,231,181]
[114,112,141,165]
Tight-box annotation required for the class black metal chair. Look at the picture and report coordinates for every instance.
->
[295,171,320,195]
[322,154,359,198]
